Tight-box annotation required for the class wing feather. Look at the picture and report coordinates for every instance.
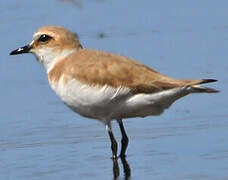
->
[48,49,217,94]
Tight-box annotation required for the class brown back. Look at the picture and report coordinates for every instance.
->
[48,49,202,94]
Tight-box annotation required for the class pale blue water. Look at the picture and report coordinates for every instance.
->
[0,0,227,179]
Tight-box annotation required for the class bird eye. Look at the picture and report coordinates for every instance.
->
[38,34,52,42]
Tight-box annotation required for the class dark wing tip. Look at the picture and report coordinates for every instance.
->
[200,79,218,84]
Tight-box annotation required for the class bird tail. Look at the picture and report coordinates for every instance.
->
[186,79,219,93]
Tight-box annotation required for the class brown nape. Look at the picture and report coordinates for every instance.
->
[48,49,218,94]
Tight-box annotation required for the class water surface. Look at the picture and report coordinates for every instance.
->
[0,0,227,179]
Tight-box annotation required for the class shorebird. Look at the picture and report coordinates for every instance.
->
[10,26,218,158]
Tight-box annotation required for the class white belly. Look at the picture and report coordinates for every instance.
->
[49,76,131,121]
[49,76,190,123]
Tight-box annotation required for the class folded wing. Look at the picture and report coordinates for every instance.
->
[49,49,218,94]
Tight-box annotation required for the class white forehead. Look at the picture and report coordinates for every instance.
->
[33,32,42,40]
[32,30,56,40]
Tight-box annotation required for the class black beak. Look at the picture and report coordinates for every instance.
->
[10,45,31,55]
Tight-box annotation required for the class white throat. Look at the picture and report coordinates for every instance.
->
[33,48,77,73]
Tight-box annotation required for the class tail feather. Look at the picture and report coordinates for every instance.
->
[190,86,219,93]
[188,79,219,93]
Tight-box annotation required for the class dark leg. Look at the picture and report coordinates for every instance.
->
[120,156,131,179]
[106,123,118,159]
[112,157,120,179]
[117,119,129,158]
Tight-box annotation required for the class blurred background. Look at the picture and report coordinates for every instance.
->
[0,0,227,179]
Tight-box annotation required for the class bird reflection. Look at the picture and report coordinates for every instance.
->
[112,156,131,180]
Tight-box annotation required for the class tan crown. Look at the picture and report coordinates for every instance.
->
[31,26,82,51]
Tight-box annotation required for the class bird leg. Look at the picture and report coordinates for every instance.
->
[106,123,118,159]
[117,119,129,158]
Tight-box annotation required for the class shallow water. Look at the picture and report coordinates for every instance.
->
[0,0,227,179]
